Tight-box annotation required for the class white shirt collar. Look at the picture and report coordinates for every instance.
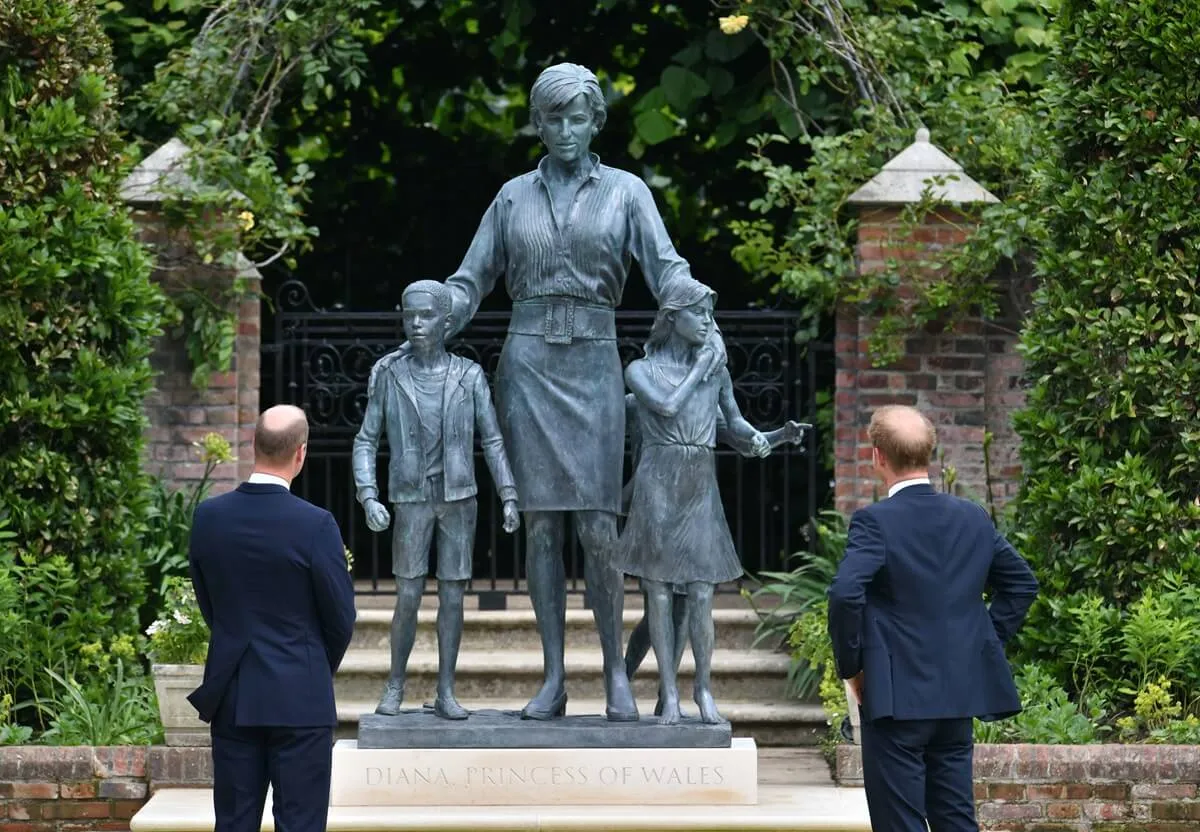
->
[887,477,930,498]
[247,472,291,490]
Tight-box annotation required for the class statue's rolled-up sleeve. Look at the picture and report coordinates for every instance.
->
[446,194,507,336]
[626,177,693,304]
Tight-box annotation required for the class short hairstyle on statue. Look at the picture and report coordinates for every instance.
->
[254,406,309,465]
[402,280,451,317]
[529,63,607,133]
[868,405,936,472]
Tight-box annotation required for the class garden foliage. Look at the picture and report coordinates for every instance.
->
[1010,0,1200,724]
[0,0,163,705]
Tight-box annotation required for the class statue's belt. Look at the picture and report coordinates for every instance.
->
[508,297,616,344]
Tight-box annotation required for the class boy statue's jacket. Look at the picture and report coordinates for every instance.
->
[353,353,517,505]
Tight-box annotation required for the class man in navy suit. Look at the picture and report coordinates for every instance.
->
[188,405,356,832]
[827,405,1038,831]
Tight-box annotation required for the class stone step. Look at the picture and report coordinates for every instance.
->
[334,698,828,748]
[335,648,791,704]
[349,607,761,651]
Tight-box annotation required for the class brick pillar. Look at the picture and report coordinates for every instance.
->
[123,139,259,495]
[836,130,1025,515]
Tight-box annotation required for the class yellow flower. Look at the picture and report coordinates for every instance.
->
[719,14,749,35]
[196,432,235,465]
[237,210,255,232]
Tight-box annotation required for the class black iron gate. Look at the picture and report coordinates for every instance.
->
[262,279,830,598]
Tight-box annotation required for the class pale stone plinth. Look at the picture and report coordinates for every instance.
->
[329,737,757,806]
[131,784,873,831]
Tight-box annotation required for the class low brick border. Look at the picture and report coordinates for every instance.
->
[837,743,1200,830]
[0,746,212,830]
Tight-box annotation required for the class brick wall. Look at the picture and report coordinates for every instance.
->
[838,743,1200,830]
[131,208,260,496]
[0,747,212,831]
[834,207,1026,515]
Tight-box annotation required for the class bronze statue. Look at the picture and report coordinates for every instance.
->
[615,278,803,725]
[371,63,725,722]
[622,395,808,718]
[353,280,520,720]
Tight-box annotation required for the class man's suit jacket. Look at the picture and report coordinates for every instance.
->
[827,483,1038,723]
[187,483,357,727]
[353,353,517,505]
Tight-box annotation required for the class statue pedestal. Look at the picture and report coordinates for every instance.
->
[357,707,733,749]
[330,737,757,806]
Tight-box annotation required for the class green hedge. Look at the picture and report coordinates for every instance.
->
[0,0,163,699]
[1011,0,1200,716]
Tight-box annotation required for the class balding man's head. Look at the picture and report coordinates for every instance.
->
[868,405,936,474]
[254,405,309,467]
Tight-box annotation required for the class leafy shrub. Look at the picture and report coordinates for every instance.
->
[146,577,208,666]
[139,432,234,633]
[39,660,161,746]
[0,0,163,707]
[0,692,32,746]
[0,551,107,711]
[787,601,848,759]
[1010,0,1200,700]
[747,511,846,698]
[1021,576,1200,721]
[974,663,1105,745]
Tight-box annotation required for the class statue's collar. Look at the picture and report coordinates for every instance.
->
[532,153,602,183]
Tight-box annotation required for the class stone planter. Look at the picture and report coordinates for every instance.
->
[151,663,209,747]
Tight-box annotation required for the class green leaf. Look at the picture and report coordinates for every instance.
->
[1014,25,1048,47]
[660,65,709,112]
[705,66,735,99]
[704,29,751,62]
[632,86,667,114]
[1007,51,1047,69]
[672,42,704,67]
[634,110,676,145]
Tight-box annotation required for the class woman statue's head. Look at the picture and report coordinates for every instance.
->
[530,63,607,165]
[646,278,716,355]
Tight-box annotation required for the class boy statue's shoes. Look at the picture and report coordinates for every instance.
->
[374,679,404,716]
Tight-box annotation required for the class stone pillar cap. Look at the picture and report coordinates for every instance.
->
[847,128,999,206]
[120,137,248,204]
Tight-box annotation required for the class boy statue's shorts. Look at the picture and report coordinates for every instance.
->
[390,476,477,581]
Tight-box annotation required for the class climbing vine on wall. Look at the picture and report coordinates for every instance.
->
[713,0,1055,363]
[128,0,376,386]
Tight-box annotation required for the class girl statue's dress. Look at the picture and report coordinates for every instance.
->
[615,362,744,587]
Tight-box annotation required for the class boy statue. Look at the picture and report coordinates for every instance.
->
[353,280,520,720]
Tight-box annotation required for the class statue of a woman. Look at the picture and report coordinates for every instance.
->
[372,63,723,722]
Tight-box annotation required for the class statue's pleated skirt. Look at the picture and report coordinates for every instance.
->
[494,332,624,514]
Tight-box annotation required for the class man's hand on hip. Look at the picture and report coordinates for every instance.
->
[847,671,864,705]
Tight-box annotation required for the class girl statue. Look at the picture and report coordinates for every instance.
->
[615,278,775,725]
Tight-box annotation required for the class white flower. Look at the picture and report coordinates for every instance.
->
[173,610,191,625]
[146,621,163,636]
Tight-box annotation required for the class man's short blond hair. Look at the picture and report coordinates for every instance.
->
[868,405,936,472]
